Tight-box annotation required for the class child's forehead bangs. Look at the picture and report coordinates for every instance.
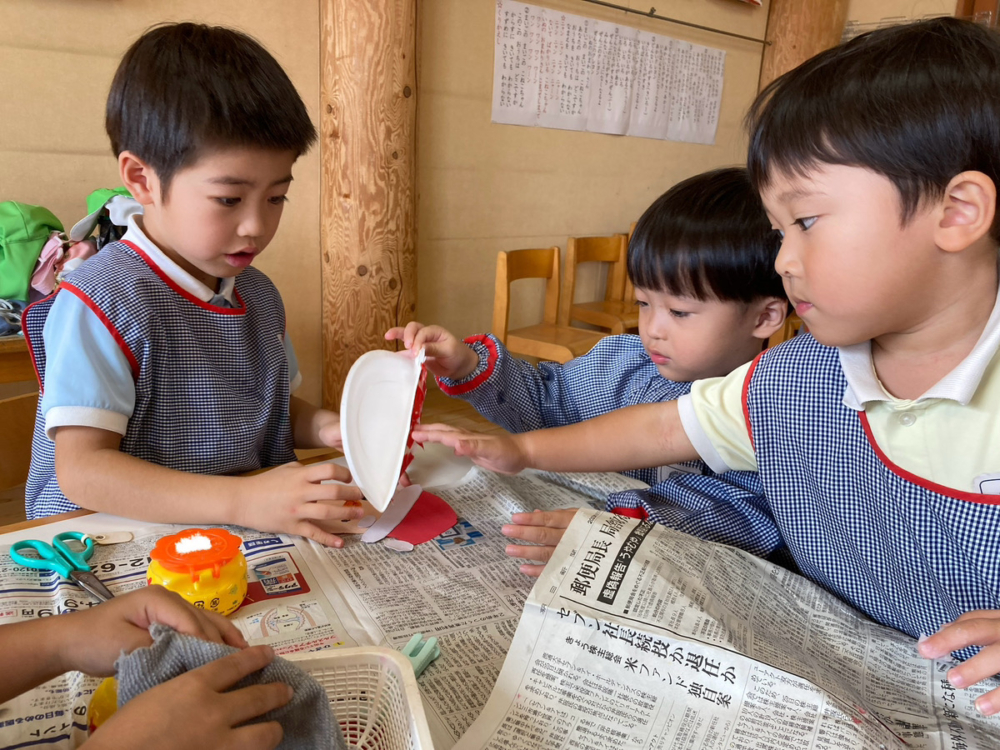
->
[746,17,1000,226]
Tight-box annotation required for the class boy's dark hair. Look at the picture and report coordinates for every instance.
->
[747,17,1000,241]
[628,167,784,303]
[106,23,317,194]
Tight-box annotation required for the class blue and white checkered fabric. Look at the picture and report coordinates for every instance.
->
[440,333,784,557]
[747,333,1000,656]
[23,241,295,519]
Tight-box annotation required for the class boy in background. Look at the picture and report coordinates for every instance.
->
[389,168,789,574]
[414,18,1000,713]
[23,24,363,546]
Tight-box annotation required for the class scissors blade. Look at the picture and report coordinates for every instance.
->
[69,570,115,602]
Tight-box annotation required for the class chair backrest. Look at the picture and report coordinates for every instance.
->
[492,247,561,343]
[623,273,636,304]
[559,234,628,325]
[767,312,805,348]
[625,222,637,303]
[0,392,37,491]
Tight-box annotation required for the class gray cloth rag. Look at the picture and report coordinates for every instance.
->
[116,623,345,750]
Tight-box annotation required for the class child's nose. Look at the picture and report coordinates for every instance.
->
[774,238,798,277]
[239,208,266,238]
[645,313,669,341]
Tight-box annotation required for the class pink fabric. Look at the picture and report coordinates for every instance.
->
[30,232,65,298]
[56,239,97,277]
[30,237,98,302]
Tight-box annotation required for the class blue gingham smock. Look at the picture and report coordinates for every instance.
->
[744,333,1000,654]
[23,241,296,519]
[438,333,783,557]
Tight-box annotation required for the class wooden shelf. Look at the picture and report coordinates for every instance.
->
[0,337,34,384]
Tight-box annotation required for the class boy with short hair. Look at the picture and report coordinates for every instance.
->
[23,23,363,546]
[414,18,1000,713]
[389,168,789,573]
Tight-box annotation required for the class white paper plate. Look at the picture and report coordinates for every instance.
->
[340,349,425,512]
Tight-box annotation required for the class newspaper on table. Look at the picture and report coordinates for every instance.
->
[454,509,1000,750]
[0,465,633,749]
[2,465,999,749]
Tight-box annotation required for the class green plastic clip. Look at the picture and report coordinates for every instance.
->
[400,633,440,677]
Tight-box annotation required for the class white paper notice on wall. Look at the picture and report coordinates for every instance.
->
[492,0,726,145]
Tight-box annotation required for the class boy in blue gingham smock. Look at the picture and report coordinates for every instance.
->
[389,168,790,572]
[22,23,363,547]
[413,18,1000,713]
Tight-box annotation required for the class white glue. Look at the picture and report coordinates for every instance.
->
[175,534,213,554]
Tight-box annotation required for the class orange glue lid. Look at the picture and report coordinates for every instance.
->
[150,528,244,579]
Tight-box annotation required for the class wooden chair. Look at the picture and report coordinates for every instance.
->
[0,392,38,492]
[767,312,805,348]
[559,234,639,334]
[493,247,605,363]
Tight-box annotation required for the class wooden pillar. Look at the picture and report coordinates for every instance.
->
[956,0,1000,22]
[759,0,849,91]
[320,0,418,409]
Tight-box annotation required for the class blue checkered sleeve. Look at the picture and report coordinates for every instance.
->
[606,469,784,558]
[437,333,689,432]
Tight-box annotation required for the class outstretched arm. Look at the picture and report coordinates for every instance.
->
[412,400,698,474]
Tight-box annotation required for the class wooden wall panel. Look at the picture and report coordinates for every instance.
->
[320,0,418,408]
[1,1,323,403]
[759,0,849,91]
[956,0,999,19]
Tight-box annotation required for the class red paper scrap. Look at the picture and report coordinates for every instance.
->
[388,490,458,546]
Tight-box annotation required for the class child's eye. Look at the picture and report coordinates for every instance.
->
[794,216,817,231]
[635,300,648,309]
[670,310,690,318]
[269,195,289,206]
[215,197,240,207]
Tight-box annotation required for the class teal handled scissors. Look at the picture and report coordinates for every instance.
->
[10,531,115,602]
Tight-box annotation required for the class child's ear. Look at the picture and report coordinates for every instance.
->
[751,297,788,340]
[935,171,996,253]
[118,151,160,207]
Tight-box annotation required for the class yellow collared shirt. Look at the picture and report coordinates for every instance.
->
[678,291,1000,494]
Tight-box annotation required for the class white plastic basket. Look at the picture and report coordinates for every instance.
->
[288,646,435,750]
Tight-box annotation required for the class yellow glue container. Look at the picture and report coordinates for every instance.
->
[146,528,247,616]
[87,676,118,734]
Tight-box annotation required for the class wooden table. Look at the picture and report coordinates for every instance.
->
[0,336,34,384]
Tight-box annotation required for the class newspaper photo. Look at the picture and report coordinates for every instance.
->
[454,509,1000,750]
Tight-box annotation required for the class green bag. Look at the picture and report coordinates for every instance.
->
[0,202,64,302]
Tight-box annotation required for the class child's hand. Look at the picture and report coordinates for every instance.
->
[385,322,479,380]
[315,412,344,450]
[84,645,290,750]
[502,509,579,577]
[60,586,247,679]
[918,610,1000,715]
[241,461,365,547]
[411,424,528,474]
